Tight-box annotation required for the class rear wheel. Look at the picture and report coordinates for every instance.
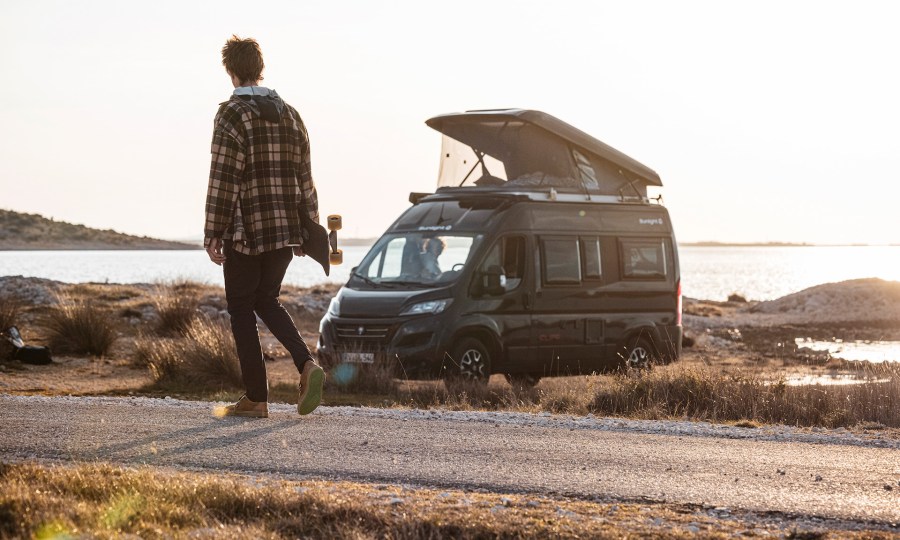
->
[620,336,657,372]
[443,337,491,390]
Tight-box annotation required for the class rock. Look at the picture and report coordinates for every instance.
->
[0,276,62,306]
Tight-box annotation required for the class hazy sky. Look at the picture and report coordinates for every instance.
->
[1,1,898,244]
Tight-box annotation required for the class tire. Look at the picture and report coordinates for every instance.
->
[444,337,491,388]
[620,336,657,372]
[504,373,541,388]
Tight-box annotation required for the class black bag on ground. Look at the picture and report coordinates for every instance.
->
[3,326,53,364]
[14,345,53,365]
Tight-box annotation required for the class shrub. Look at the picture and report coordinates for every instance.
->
[152,283,200,336]
[43,298,117,356]
[139,317,242,390]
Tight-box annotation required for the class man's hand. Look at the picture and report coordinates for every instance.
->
[293,246,306,257]
[206,238,226,265]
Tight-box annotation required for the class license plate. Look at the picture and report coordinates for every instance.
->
[341,352,375,364]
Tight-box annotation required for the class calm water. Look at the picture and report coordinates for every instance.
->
[1,245,899,301]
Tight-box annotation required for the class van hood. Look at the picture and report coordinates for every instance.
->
[336,286,449,318]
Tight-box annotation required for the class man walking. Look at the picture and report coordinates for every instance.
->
[204,35,325,418]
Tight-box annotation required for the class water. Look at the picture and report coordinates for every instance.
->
[795,338,900,364]
[1,245,899,301]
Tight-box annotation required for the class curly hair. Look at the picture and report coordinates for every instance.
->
[221,35,265,84]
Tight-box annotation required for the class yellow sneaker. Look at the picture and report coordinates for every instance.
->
[218,395,268,418]
[298,361,325,415]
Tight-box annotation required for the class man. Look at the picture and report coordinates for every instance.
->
[204,35,325,418]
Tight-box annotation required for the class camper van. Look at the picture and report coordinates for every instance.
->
[318,109,681,385]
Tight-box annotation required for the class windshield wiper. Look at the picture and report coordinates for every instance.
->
[350,271,389,288]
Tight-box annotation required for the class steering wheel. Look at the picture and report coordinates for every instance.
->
[452,263,465,272]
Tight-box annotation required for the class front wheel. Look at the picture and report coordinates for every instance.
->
[443,337,491,389]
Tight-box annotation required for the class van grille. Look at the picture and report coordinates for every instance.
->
[335,324,392,343]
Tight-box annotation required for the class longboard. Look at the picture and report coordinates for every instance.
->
[300,213,343,276]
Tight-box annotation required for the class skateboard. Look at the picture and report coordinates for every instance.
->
[300,213,342,276]
[327,214,343,265]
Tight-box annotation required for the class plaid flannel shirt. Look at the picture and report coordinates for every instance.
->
[203,93,319,256]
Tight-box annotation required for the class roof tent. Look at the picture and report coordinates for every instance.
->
[425,109,661,199]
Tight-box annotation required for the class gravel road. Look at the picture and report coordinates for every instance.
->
[1,395,898,525]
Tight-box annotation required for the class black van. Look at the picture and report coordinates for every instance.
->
[318,109,681,385]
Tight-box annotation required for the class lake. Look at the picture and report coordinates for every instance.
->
[1,245,899,301]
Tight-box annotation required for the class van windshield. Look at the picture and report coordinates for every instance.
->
[350,233,482,289]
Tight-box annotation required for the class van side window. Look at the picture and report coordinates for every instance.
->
[480,236,526,290]
[581,236,602,280]
[541,237,581,284]
[620,239,667,279]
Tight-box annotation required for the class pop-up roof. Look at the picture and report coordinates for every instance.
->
[425,109,661,199]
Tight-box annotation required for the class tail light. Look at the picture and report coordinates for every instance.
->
[676,279,682,326]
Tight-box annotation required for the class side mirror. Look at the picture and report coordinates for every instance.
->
[483,265,507,296]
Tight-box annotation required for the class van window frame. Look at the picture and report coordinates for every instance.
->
[539,235,582,286]
[471,233,529,295]
[618,237,669,281]
[580,236,603,282]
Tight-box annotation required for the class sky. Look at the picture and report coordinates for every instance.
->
[0,0,898,244]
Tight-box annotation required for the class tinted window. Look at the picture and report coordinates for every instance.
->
[480,236,526,290]
[581,236,602,280]
[542,237,581,284]
[621,239,667,279]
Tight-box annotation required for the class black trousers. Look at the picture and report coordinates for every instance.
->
[223,241,313,402]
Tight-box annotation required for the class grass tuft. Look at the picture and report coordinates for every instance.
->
[152,282,200,336]
[0,294,23,332]
[42,297,118,356]
[138,316,242,390]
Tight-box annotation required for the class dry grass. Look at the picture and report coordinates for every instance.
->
[137,317,242,390]
[315,364,900,429]
[0,294,23,332]
[1,462,888,539]
[152,282,201,336]
[322,353,398,395]
[587,366,900,428]
[41,297,118,357]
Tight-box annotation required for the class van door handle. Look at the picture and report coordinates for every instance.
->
[523,293,532,309]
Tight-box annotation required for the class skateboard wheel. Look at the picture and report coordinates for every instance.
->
[329,249,343,265]
[327,215,342,231]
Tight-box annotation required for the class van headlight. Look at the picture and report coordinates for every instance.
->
[327,297,340,317]
[400,299,452,316]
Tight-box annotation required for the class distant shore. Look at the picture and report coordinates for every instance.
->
[0,242,201,251]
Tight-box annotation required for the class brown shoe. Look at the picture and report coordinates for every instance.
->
[298,360,325,415]
[218,395,268,418]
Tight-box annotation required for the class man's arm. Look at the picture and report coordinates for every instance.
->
[203,107,246,253]
[296,115,319,225]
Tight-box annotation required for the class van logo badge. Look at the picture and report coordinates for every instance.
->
[357,326,365,336]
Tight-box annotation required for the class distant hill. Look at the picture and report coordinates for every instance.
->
[0,209,199,250]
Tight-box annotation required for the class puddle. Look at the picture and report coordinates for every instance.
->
[781,374,891,387]
[795,338,900,363]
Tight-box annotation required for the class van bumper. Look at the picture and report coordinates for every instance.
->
[317,314,450,379]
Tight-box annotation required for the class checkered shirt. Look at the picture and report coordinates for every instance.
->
[203,96,319,255]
